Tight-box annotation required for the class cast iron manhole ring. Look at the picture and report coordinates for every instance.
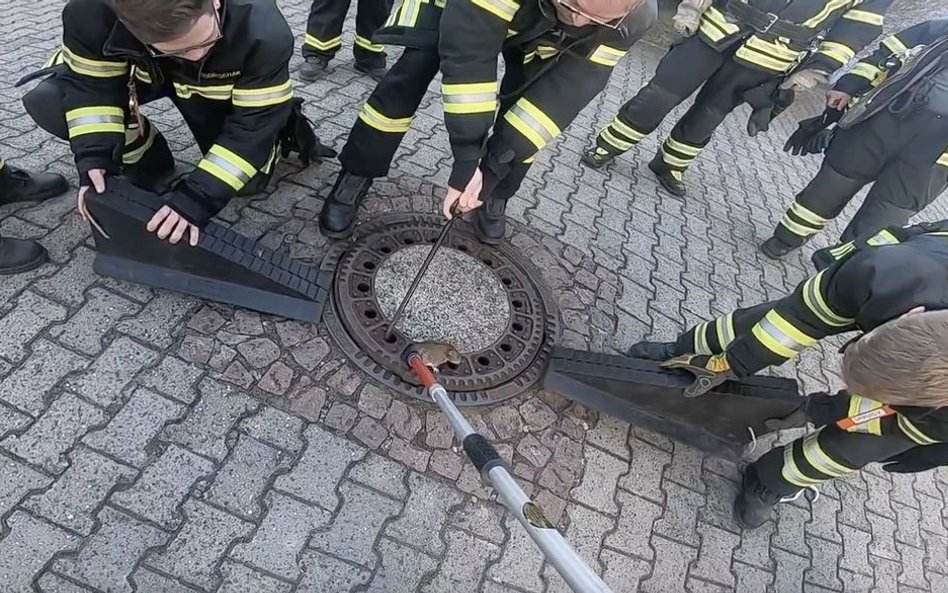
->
[321,213,560,405]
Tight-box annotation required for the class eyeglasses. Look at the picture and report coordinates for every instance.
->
[552,0,629,29]
[146,8,223,58]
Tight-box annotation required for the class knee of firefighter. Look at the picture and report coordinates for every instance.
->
[23,78,69,140]
[622,83,687,123]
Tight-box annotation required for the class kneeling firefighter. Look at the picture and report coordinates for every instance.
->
[581,0,892,198]
[20,0,334,246]
[762,18,948,259]
[318,0,657,243]
[626,221,948,528]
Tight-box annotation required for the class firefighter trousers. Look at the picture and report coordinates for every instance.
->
[303,0,393,67]
[773,107,948,248]
[339,47,532,197]
[594,35,775,178]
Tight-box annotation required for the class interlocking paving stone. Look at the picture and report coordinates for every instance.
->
[0,290,67,362]
[0,339,88,415]
[619,437,671,503]
[205,434,285,520]
[421,529,500,593]
[0,511,80,592]
[363,537,439,593]
[296,550,372,593]
[347,451,410,499]
[0,451,52,517]
[273,424,366,510]
[385,472,465,556]
[137,356,205,404]
[238,406,305,453]
[641,535,699,593]
[570,444,626,514]
[487,515,546,592]
[604,490,662,560]
[308,481,402,568]
[163,378,259,462]
[67,336,159,408]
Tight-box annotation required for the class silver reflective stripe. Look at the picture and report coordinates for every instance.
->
[444,92,497,106]
[717,314,735,347]
[204,152,252,184]
[68,114,124,128]
[398,0,421,25]
[508,104,556,144]
[234,88,292,104]
[758,316,805,353]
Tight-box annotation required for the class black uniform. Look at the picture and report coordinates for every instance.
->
[339,0,657,193]
[21,0,299,227]
[587,0,890,192]
[770,19,948,252]
[665,223,948,496]
[302,0,393,69]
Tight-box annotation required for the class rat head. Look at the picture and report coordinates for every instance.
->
[442,345,463,366]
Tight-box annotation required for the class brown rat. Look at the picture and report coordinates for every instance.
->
[416,341,463,371]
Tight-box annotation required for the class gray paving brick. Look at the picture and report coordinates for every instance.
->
[450,499,506,546]
[916,494,947,537]
[0,402,30,438]
[486,514,545,592]
[33,247,97,307]
[641,535,698,593]
[385,472,465,556]
[922,529,948,575]
[308,480,401,567]
[49,288,140,356]
[54,505,168,593]
[773,502,811,557]
[116,292,195,348]
[896,541,930,591]
[23,446,136,535]
[733,561,774,593]
[839,525,873,577]
[863,473,894,516]
[112,444,214,529]
[238,406,304,453]
[895,502,924,549]
[836,479,871,532]
[67,336,159,408]
[599,549,651,593]
[570,444,626,514]
[867,513,900,562]
[772,549,810,593]
[665,443,705,492]
[805,537,843,591]
[163,378,258,462]
[138,356,204,404]
[871,557,901,593]
[890,474,920,510]
[206,434,285,520]
[237,337,281,369]
[691,522,740,587]
[422,529,499,593]
[364,537,439,593]
[0,339,88,415]
[0,451,53,516]
[274,424,366,509]
[1,392,108,473]
[129,567,205,592]
[230,491,330,579]
[0,511,79,592]
[806,493,842,544]
[604,490,662,561]
[585,415,631,460]
[348,451,409,499]
[145,498,253,590]
[296,550,371,593]
[83,387,185,467]
[217,560,294,593]
[0,290,67,362]
[653,481,703,547]
[618,438,671,503]
[35,571,102,593]
[700,470,740,533]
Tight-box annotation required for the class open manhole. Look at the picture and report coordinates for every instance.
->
[322,213,559,405]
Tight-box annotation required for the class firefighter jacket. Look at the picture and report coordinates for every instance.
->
[376,0,657,190]
[57,0,295,225]
[697,0,892,75]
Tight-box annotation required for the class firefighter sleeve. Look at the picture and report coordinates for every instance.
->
[816,220,948,265]
[169,31,295,227]
[801,0,891,74]
[835,18,948,97]
[437,0,511,191]
[59,0,130,185]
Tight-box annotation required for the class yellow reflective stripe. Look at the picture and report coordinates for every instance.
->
[536,45,558,60]
[842,9,884,26]
[661,150,692,168]
[850,62,882,81]
[442,82,498,115]
[354,35,385,53]
[782,445,822,487]
[304,34,343,51]
[882,35,908,54]
[698,19,726,42]
[735,37,800,73]
[173,82,234,101]
[898,415,939,445]
[523,51,536,63]
[865,229,900,247]
[61,46,128,78]
[123,123,156,165]
[198,144,257,191]
[802,271,854,328]
[802,0,850,28]
[715,313,736,348]
[608,117,645,142]
[829,241,855,258]
[802,432,854,478]
[818,41,856,65]
[665,137,701,157]
[600,128,634,151]
[693,322,711,355]
[132,66,152,84]
[939,152,948,168]
[700,6,740,41]
[65,106,125,138]
[503,98,560,150]
[232,81,294,108]
[589,45,627,67]
[358,103,412,133]
[43,49,64,68]
[844,395,885,435]
[395,0,423,26]
[751,310,816,359]
[790,202,828,227]
[471,0,519,22]
[779,215,817,237]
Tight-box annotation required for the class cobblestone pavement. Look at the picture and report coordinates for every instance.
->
[3,1,948,592]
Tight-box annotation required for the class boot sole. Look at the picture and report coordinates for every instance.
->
[759,241,793,260]
[580,154,612,170]
[0,251,48,276]
[5,178,70,204]
[319,217,358,240]
[648,161,687,197]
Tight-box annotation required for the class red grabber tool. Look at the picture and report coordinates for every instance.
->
[406,342,614,593]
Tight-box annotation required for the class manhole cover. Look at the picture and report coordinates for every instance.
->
[322,213,559,405]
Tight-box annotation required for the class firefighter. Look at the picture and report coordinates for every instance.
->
[299,0,394,82]
[19,0,331,246]
[580,0,892,198]
[625,221,948,528]
[317,0,658,243]
[0,154,70,274]
[762,19,948,259]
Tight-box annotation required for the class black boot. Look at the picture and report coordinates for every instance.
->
[760,235,805,259]
[648,153,686,198]
[124,133,176,194]
[0,165,68,204]
[627,340,679,361]
[237,173,270,198]
[318,170,373,239]
[0,236,48,275]
[733,466,781,530]
[580,146,617,169]
[474,196,508,244]
[810,246,836,271]
[354,60,388,82]
[299,56,331,82]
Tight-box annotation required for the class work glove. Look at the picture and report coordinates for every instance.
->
[779,68,829,91]
[882,443,948,474]
[672,0,712,37]
[660,353,737,398]
[764,391,843,431]
[744,84,795,137]
[281,97,337,167]
[783,108,843,156]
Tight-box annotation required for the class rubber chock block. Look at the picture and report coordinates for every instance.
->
[542,348,802,459]
[84,179,329,322]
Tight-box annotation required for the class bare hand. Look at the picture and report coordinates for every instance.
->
[442,168,484,219]
[826,90,852,110]
[77,169,107,222]
[146,205,200,246]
